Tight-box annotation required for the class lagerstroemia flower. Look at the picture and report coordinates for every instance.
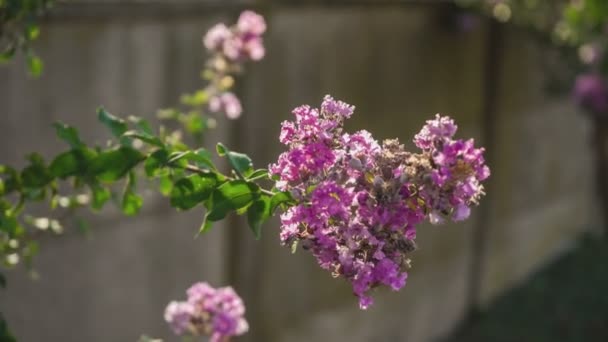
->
[203,10,266,63]
[209,92,243,119]
[573,73,608,115]
[202,10,266,120]
[164,282,248,341]
[270,96,490,309]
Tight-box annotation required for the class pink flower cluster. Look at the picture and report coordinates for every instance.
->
[164,282,248,342]
[573,73,608,115]
[270,96,490,309]
[202,10,266,120]
[204,10,266,62]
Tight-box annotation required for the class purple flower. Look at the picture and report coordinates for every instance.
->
[237,10,267,36]
[209,92,243,119]
[164,282,248,340]
[164,301,194,335]
[573,73,608,114]
[321,95,355,119]
[413,114,458,150]
[279,98,487,306]
[204,10,266,63]
[271,96,489,308]
[452,203,471,221]
[203,23,231,51]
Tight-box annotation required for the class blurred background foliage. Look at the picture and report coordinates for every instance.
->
[0,0,54,76]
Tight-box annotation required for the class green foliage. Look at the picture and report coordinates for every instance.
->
[98,108,129,139]
[0,0,55,76]
[122,172,142,216]
[0,109,287,273]
[247,194,271,239]
[170,174,217,210]
[90,147,145,182]
[201,180,259,234]
[0,312,16,342]
[216,143,254,178]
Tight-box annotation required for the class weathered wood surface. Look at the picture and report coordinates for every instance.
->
[0,3,597,341]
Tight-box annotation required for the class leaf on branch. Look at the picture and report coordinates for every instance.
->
[159,175,173,196]
[0,46,17,63]
[49,148,96,179]
[122,171,143,216]
[21,153,52,189]
[123,131,164,148]
[52,123,84,148]
[145,149,169,177]
[90,147,145,182]
[270,191,294,214]
[26,54,43,77]
[128,116,154,135]
[97,108,128,139]
[216,143,253,178]
[170,174,218,210]
[167,149,216,171]
[90,184,111,210]
[247,194,271,239]
[246,169,269,181]
[199,180,258,234]
[0,312,16,342]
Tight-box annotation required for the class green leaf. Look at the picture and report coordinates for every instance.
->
[270,191,294,213]
[247,195,271,239]
[123,130,164,148]
[193,148,216,170]
[167,149,216,171]
[49,152,78,179]
[0,166,19,194]
[185,113,205,136]
[170,174,218,210]
[25,23,40,40]
[90,184,111,210]
[216,143,253,178]
[26,54,43,77]
[97,108,128,138]
[21,154,52,188]
[49,148,96,179]
[180,89,209,106]
[0,209,19,236]
[122,180,143,216]
[0,46,16,63]
[247,169,269,181]
[200,180,257,234]
[144,149,169,177]
[129,116,154,135]
[53,122,83,148]
[0,312,17,342]
[90,147,144,182]
[159,174,173,196]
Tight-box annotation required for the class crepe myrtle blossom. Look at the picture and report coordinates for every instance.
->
[209,92,243,119]
[203,10,266,62]
[165,282,248,341]
[202,10,266,120]
[270,96,490,309]
[573,73,608,115]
